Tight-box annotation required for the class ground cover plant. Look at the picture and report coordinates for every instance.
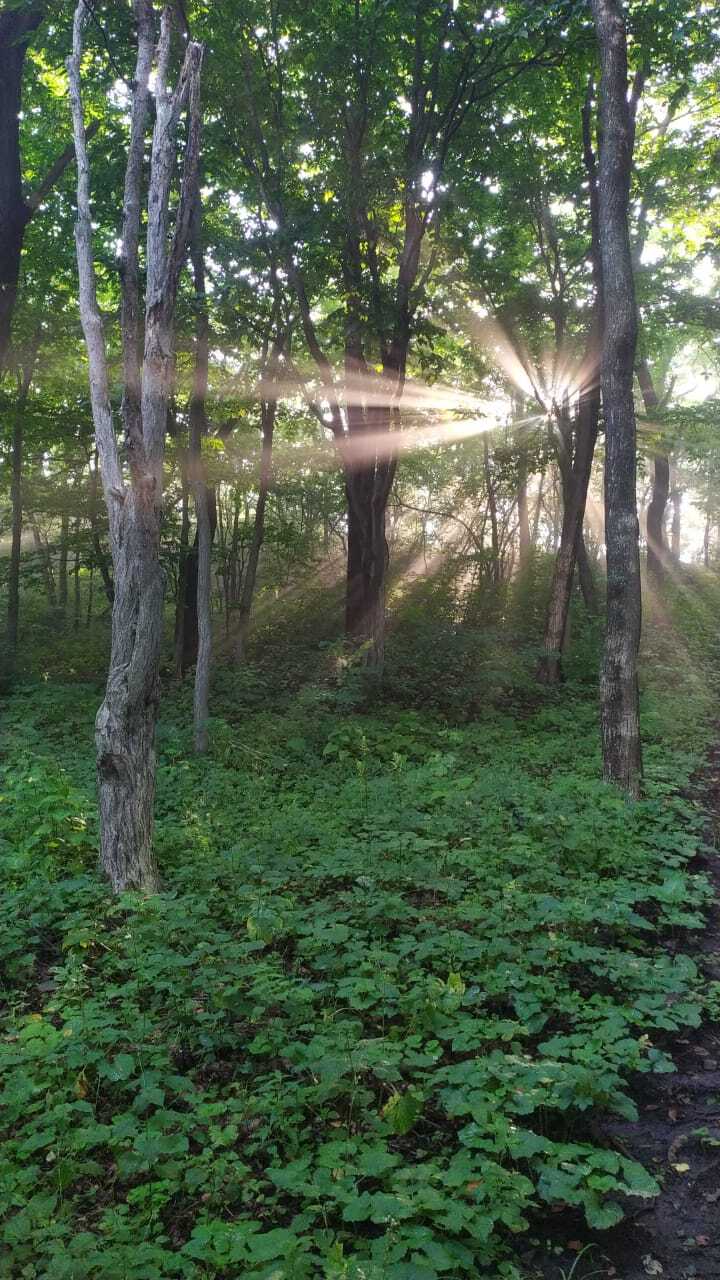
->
[2,1,720,1275]
[2,578,719,1279]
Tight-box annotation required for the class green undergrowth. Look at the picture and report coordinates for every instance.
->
[1,578,720,1279]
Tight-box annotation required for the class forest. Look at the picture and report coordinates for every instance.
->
[1,0,720,1276]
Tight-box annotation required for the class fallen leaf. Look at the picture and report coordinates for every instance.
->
[671,1162,690,1173]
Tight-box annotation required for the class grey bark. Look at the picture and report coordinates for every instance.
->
[68,1,203,891]
[591,0,643,797]
[188,192,212,754]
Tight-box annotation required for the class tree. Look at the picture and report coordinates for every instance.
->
[591,0,642,797]
[68,0,203,891]
[229,0,564,672]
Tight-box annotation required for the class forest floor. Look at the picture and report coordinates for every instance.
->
[526,734,720,1280]
[2,570,720,1280]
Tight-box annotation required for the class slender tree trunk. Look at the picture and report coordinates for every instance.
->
[537,381,601,682]
[483,439,500,584]
[174,460,190,676]
[531,468,545,547]
[236,400,275,662]
[638,359,670,578]
[68,3,202,891]
[6,398,24,666]
[188,192,212,753]
[703,507,711,569]
[538,78,603,683]
[88,450,114,603]
[517,448,531,570]
[58,509,69,614]
[592,0,642,797]
[85,564,94,627]
[73,516,82,630]
[670,486,681,560]
[31,520,57,608]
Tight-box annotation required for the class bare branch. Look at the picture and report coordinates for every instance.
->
[67,1,124,550]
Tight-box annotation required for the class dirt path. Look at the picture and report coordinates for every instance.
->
[528,743,720,1280]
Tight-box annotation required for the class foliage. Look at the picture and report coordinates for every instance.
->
[1,578,718,1279]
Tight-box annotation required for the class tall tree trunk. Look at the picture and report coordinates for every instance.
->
[703,507,711,569]
[537,78,603,683]
[648,454,671,572]
[483,439,500,584]
[31,519,57,608]
[517,448,531,570]
[188,192,212,754]
[592,0,642,798]
[235,399,275,661]
[6,398,24,667]
[68,3,203,891]
[85,565,94,627]
[0,7,41,367]
[531,468,545,547]
[670,485,681,560]
[344,460,392,669]
[174,460,190,676]
[88,450,114,604]
[58,509,69,614]
[73,516,82,630]
[537,384,601,682]
[637,358,669,578]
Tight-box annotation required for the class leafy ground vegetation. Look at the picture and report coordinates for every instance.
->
[2,570,720,1280]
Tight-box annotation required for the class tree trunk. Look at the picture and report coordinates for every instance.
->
[88,450,114,603]
[6,401,24,668]
[483,439,500,584]
[645,451,669,576]
[531,468,545,546]
[637,358,670,579]
[592,0,643,798]
[235,400,275,662]
[31,519,56,608]
[73,516,82,630]
[68,3,203,891]
[517,449,531,570]
[58,509,69,613]
[174,462,190,676]
[344,460,391,671]
[95,491,164,891]
[670,486,681,560]
[0,8,42,367]
[188,192,212,754]
[86,565,94,628]
[575,531,598,613]
[537,379,600,682]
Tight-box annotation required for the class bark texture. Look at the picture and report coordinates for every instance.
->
[188,192,212,754]
[0,5,41,366]
[537,80,603,684]
[591,0,643,797]
[68,1,203,891]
